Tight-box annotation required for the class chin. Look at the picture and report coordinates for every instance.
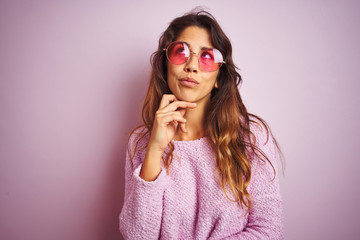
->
[172,92,196,102]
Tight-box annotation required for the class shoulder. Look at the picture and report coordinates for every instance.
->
[127,125,150,157]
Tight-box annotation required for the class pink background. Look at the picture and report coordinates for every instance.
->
[1,1,359,239]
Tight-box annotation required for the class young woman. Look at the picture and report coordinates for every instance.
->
[119,10,284,240]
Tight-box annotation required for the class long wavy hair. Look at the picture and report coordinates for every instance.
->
[130,10,282,211]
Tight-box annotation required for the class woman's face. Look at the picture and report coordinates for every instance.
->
[167,26,219,104]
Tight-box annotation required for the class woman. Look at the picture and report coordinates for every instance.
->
[119,10,283,240]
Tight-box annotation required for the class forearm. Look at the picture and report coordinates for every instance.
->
[140,148,163,181]
[120,164,167,239]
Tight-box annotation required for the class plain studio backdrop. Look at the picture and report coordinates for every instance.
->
[1,0,359,239]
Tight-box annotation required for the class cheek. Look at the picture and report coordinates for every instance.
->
[166,63,178,90]
[167,62,176,78]
[209,72,219,87]
[167,63,182,81]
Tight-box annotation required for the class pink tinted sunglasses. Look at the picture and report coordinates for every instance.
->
[164,41,225,72]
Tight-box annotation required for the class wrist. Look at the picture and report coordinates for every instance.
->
[146,143,166,155]
[141,147,163,181]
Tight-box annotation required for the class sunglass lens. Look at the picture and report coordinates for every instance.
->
[167,42,189,65]
[199,48,224,72]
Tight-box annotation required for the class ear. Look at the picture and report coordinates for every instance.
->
[215,81,219,88]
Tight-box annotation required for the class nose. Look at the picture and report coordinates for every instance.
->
[184,52,199,73]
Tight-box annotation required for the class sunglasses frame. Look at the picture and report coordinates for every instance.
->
[163,41,226,72]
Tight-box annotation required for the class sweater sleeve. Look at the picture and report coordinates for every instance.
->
[119,132,168,240]
[224,123,284,240]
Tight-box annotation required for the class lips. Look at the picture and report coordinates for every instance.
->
[179,77,199,87]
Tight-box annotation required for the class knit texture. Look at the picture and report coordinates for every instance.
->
[119,123,284,239]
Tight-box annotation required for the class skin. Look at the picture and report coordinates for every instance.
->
[140,26,220,181]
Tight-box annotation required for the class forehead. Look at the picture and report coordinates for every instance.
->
[175,26,213,49]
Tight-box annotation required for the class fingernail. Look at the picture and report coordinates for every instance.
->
[184,118,187,122]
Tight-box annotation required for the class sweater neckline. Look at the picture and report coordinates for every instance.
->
[171,137,208,145]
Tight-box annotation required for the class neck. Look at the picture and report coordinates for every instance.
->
[174,98,208,141]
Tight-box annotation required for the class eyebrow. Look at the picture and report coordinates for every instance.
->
[182,41,213,50]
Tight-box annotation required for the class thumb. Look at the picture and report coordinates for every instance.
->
[178,108,186,117]
[178,109,187,133]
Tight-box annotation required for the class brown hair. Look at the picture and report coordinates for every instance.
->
[131,9,283,211]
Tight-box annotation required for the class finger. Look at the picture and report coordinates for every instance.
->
[158,113,186,126]
[170,120,178,130]
[178,108,186,117]
[161,101,197,112]
[159,94,177,109]
[178,109,187,132]
[157,110,184,120]
[179,121,187,133]
[160,111,187,132]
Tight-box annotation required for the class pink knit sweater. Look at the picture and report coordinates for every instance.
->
[119,123,283,239]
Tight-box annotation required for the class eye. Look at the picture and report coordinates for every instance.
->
[201,50,214,60]
[175,46,185,54]
[172,43,188,55]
